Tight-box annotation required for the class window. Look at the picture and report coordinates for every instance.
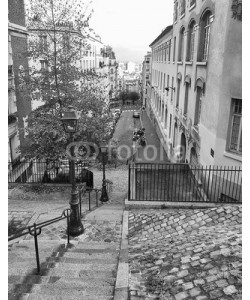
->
[39,35,47,50]
[229,99,242,153]
[173,122,178,147]
[169,114,172,138]
[194,86,202,125]
[176,79,181,108]
[111,69,113,74]
[173,37,176,62]
[178,27,185,61]
[171,77,174,101]
[180,0,186,16]
[166,75,169,95]
[187,21,195,61]
[174,1,178,22]
[168,41,171,61]
[164,107,168,129]
[163,74,166,91]
[161,102,164,121]
[40,60,48,71]
[184,82,189,115]
[198,11,212,61]
[8,65,13,76]
[190,0,196,8]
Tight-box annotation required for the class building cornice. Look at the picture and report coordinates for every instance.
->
[8,22,28,35]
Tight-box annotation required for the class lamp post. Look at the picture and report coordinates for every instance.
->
[61,106,84,236]
[100,141,109,202]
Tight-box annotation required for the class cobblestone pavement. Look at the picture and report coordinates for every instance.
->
[9,184,126,244]
[89,166,128,193]
[128,206,242,300]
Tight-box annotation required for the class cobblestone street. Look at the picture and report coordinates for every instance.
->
[128,206,242,300]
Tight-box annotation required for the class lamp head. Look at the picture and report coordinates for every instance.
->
[61,106,80,133]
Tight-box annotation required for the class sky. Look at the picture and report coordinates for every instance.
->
[89,0,173,63]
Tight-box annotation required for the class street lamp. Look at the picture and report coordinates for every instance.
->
[61,106,84,236]
[99,141,109,202]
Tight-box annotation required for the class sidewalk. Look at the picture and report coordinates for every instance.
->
[135,111,169,163]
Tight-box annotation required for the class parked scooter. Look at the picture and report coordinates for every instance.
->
[139,135,146,146]
[133,128,145,140]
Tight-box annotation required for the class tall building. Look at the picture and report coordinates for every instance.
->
[147,0,242,167]
[141,52,152,108]
[8,0,31,166]
[106,46,118,100]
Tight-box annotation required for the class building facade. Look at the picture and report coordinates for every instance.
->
[147,0,242,167]
[141,52,152,108]
[8,0,31,165]
[148,25,176,160]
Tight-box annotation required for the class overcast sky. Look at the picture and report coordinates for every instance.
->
[89,0,173,63]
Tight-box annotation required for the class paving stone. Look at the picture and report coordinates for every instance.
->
[194,279,205,286]
[189,287,201,297]
[177,270,188,278]
[195,296,208,300]
[182,282,194,290]
[174,291,189,300]
[209,289,223,299]
[223,285,237,295]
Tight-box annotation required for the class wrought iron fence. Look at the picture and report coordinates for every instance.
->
[128,163,242,203]
[8,159,93,186]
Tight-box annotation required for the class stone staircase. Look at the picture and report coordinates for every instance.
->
[8,192,126,300]
[9,239,119,300]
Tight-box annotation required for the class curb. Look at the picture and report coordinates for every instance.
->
[114,210,129,300]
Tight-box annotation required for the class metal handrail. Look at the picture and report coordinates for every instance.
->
[78,180,113,214]
[8,208,71,274]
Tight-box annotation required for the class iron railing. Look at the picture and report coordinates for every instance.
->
[8,160,93,184]
[128,163,242,203]
[79,179,113,213]
[8,208,71,274]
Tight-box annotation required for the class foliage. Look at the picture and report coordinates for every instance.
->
[118,90,129,105]
[19,0,113,159]
[129,91,140,104]
[118,90,140,105]
[231,0,242,21]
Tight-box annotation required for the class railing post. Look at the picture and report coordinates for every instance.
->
[88,191,91,211]
[29,223,41,274]
[79,187,82,217]
[66,209,70,244]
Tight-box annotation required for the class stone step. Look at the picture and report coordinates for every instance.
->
[9,255,118,265]
[9,275,115,292]
[9,292,114,300]
[9,274,116,285]
[9,283,114,298]
[10,240,64,251]
[9,249,118,261]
